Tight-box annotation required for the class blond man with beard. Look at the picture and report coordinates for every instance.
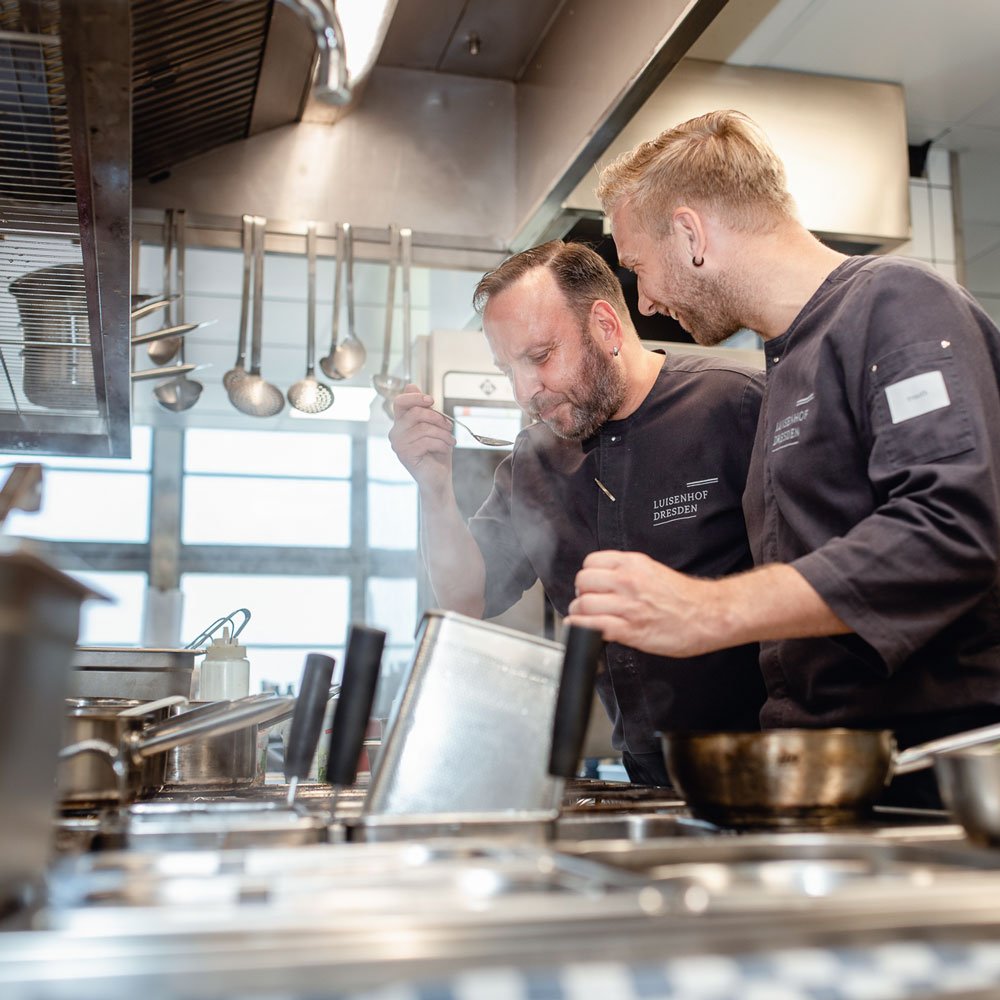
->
[567,109,1000,806]
[389,240,766,785]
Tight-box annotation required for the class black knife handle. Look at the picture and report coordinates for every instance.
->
[325,625,386,788]
[283,652,336,783]
[548,625,604,778]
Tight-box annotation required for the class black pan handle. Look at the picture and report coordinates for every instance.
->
[325,625,386,788]
[283,652,336,783]
[548,624,605,778]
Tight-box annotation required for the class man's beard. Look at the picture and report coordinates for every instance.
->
[674,268,747,348]
[527,330,627,440]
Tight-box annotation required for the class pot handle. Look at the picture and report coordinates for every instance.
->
[117,694,188,717]
[548,625,605,779]
[325,625,385,790]
[58,738,130,792]
[284,652,337,787]
[894,720,1000,775]
[123,695,295,764]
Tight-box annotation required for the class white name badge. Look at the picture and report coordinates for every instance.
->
[885,370,951,424]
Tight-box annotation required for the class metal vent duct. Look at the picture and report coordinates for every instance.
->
[0,0,131,457]
[132,0,273,183]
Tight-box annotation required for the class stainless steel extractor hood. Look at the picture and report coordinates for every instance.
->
[0,0,132,457]
[562,59,911,254]
[0,0,323,457]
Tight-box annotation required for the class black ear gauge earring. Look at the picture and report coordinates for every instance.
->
[692,255,704,267]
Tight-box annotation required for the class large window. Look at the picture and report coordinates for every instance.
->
[0,421,422,703]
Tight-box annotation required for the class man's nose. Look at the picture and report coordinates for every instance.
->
[636,282,657,317]
[509,366,540,407]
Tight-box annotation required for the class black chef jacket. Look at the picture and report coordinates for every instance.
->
[470,353,766,754]
[744,255,1000,739]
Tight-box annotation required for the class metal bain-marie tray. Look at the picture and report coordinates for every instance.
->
[363,611,566,818]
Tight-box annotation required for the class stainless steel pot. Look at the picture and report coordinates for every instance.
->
[59,695,294,806]
[162,699,289,788]
[932,746,1000,846]
[59,696,185,806]
[660,722,1000,829]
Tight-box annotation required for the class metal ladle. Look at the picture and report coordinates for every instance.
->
[287,223,334,414]
[155,210,203,412]
[317,221,347,381]
[147,209,182,366]
[224,214,254,395]
[371,223,405,407]
[230,216,285,417]
[327,222,366,379]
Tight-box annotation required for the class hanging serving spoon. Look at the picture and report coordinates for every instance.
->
[318,222,347,381]
[224,214,255,395]
[371,223,405,405]
[155,211,204,413]
[230,216,285,417]
[287,223,334,414]
[329,222,366,378]
[147,209,182,366]
[381,226,413,418]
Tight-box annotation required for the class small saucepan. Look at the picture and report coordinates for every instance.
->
[59,695,294,806]
[59,696,188,806]
[660,722,1000,830]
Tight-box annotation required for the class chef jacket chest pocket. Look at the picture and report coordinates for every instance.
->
[868,340,975,466]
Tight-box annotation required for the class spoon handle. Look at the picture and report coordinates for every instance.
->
[378,224,399,377]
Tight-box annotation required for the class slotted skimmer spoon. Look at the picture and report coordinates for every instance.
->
[230,216,285,417]
[287,223,334,413]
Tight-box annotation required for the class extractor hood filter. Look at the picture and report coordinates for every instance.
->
[0,0,132,457]
[0,10,96,416]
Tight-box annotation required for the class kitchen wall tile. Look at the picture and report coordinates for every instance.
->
[926,146,952,187]
[907,180,934,260]
[930,186,956,262]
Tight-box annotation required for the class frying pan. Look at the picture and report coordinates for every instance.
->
[660,722,1000,829]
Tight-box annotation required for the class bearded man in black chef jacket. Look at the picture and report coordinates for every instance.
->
[389,240,766,786]
[567,108,1000,808]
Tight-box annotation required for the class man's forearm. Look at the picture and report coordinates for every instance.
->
[568,554,850,658]
[707,563,851,648]
[418,488,487,618]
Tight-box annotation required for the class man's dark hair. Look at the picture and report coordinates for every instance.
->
[473,240,631,331]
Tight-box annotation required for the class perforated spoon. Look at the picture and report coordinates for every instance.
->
[287,223,334,414]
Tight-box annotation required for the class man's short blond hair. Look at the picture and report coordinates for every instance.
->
[596,109,796,235]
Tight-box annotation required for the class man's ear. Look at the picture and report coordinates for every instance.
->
[591,299,622,347]
[673,206,707,260]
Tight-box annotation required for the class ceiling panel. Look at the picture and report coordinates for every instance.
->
[376,0,563,79]
[691,0,1000,146]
